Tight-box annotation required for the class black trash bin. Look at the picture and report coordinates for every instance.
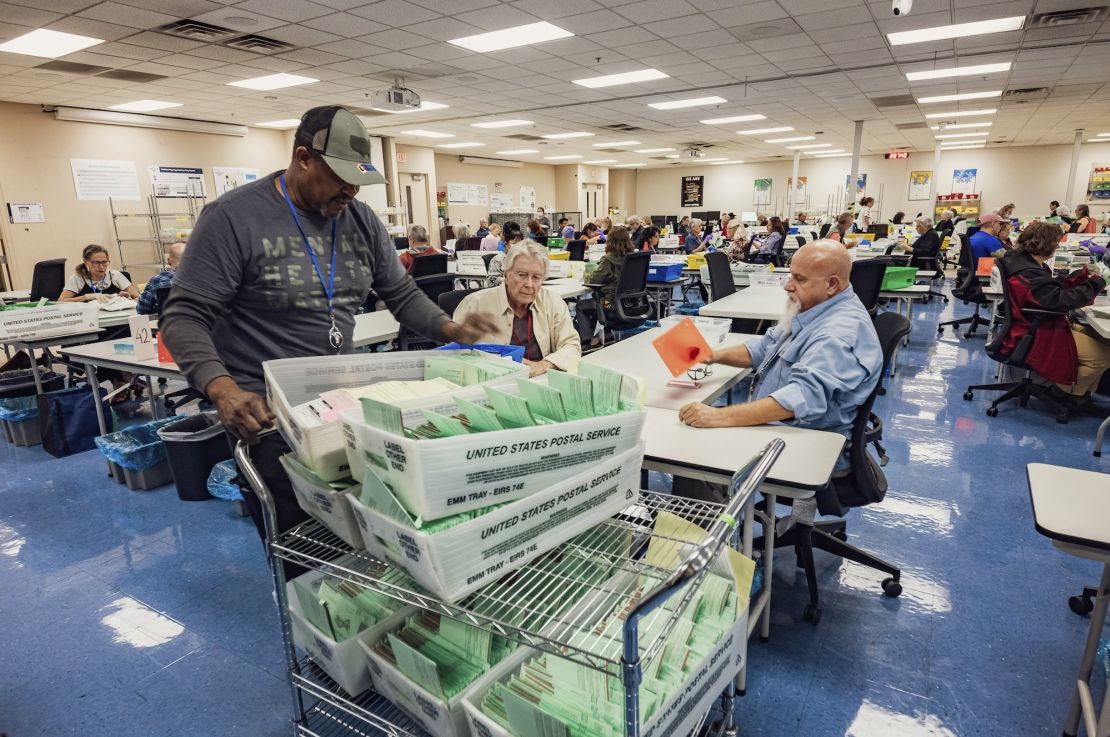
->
[157,412,231,501]
[0,369,65,398]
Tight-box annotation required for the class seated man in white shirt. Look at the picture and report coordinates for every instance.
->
[454,241,582,377]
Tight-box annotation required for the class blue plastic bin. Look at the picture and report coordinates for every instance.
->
[435,343,525,362]
[647,262,683,282]
[94,416,178,490]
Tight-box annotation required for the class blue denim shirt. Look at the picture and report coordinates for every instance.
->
[744,288,883,440]
[136,270,174,315]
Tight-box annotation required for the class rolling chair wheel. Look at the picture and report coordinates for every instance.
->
[831,529,848,542]
[937,326,944,335]
[1068,594,1094,617]
[963,391,974,401]
[881,577,902,597]
[986,406,998,417]
[802,604,822,625]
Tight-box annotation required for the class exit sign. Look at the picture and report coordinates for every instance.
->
[885,151,910,160]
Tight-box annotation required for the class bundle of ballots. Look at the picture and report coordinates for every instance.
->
[341,363,646,521]
[264,350,529,482]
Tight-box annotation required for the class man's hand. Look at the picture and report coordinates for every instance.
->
[442,313,498,344]
[206,375,275,444]
[523,359,555,377]
[678,402,725,428]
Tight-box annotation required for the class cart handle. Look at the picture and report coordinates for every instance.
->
[622,438,785,667]
[234,435,281,552]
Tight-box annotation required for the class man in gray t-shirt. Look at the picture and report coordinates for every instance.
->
[161,106,495,544]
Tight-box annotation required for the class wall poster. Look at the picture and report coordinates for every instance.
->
[149,166,206,198]
[213,167,259,197]
[681,175,704,207]
[753,178,772,206]
[787,176,807,203]
[908,170,932,201]
[519,186,536,210]
[846,173,867,198]
[952,168,977,191]
[70,159,140,201]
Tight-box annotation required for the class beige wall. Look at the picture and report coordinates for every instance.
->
[633,142,1110,226]
[395,143,439,247]
[554,164,578,214]
[433,153,556,233]
[0,101,290,290]
[609,169,637,219]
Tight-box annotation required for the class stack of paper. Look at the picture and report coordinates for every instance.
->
[291,574,405,642]
[374,613,516,700]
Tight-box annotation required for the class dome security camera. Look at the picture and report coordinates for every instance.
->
[892,0,912,15]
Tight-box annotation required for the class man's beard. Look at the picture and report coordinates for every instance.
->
[776,296,802,338]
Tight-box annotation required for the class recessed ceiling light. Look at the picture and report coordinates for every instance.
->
[917,90,1002,104]
[764,136,815,143]
[227,73,317,90]
[709,160,743,165]
[573,68,669,88]
[370,101,448,114]
[108,100,182,113]
[940,139,985,146]
[807,149,846,154]
[448,21,573,53]
[887,16,1025,46]
[664,155,680,159]
[942,144,986,150]
[924,108,997,119]
[614,162,646,167]
[1095,133,1110,137]
[592,140,639,147]
[700,114,765,125]
[648,96,727,110]
[496,149,539,155]
[634,147,675,153]
[906,62,1011,82]
[935,132,989,139]
[402,129,455,138]
[700,158,731,162]
[738,126,793,135]
[471,119,533,128]
[542,131,594,139]
[812,152,851,158]
[0,28,104,58]
[938,122,993,129]
[583,159,617,164]
[787,143,832,149]
[437,142,484,149]
[256,119,302,129]
[544,155,582,160]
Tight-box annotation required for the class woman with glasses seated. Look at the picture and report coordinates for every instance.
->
[57,244,139,303]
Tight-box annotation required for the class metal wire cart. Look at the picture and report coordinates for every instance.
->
[236,437,784,737]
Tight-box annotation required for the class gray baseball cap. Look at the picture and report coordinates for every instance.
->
[295,106,386,186]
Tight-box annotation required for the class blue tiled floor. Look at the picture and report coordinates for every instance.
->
[1,289,1108,737]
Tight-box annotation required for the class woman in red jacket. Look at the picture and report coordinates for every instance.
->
[1000,222,1110,400]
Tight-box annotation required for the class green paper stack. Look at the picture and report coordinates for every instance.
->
[291,575,405,642]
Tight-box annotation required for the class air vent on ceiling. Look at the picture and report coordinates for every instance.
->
[223,34,294,54]
[895,122,929,130]
[650,156,672,160]
[366,64,461,83]
[97,69,167,83]
[504,133,543,141]
[157,19,238,42]
[602,123,644,132]
[595,148,624,153]
[1029,7,1107,28]
[34,60,110,75]
[683,142,716,149]
[869,94,917,108]
[1003,87,1050,99]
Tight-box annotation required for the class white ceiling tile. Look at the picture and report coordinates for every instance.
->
[111,0,221,13]
[549,8,637,34]
[313,38,391,59]
[356,30,434,51]
[189,7,288,32]
[232,0,334,23]
[508,0,604,19]
[45,16,137,41]
[275,48,346,66]
[77,1,179,29]
[350,0,442,27]
[263,24,343,46]
[613,0,699,24]
[409,0,499,12]
[121,31,208,52]
[302,12,389,37]
[452,5,543,31]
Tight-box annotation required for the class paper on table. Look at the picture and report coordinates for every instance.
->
[651,318,712,377]
[389,632,446,698]
[517,379,568,422]
[546,370,594,419]
[485,386,538,428]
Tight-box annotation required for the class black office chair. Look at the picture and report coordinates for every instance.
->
[535,235,549,247]
[437,288,479,318]
[937,234,992,338]
[819,223,832,239]
[771,311,911,624]
[414,274,456,305]
[392,236,408,250]
[704,251,736,301]
[590,251,651,339]
[849,259,888,315]
[963,256,1073,423]
[750,237,786,267]
[119,270,132,283]
[412,253,448,278]
[566,240,586,262]
[912,253,949,304]
[30,258,66,301]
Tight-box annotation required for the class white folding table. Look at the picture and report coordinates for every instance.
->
[352,310,400,348]
[698,286,790,330]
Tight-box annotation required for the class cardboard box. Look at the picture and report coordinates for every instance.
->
[342,396,646,520]
[362,632,521,737]
[281,454,364,550]
[264,351,528,482]
[286,568,414,696]
[0,303,98,342]
[347,442,644,602]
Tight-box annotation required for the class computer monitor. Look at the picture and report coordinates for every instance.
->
[650,215,667,227]
[741,211,757,223]
[871,224,889,238]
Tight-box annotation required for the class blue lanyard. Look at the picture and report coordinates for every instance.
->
[279,174,338,316]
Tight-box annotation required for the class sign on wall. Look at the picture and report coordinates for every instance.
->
[908,170,932,201]
[753,178,772,207]
[681,176,704,207]
[519,186,536,210]
[885,151,910,160]
[490,193,513,209]
[787,176,807,203]
[846,174,867,198]
[7,202,45,223]
[70,159,140,201]
[952,168,977,191]
[213,167,259,197]
[149,166,206,198]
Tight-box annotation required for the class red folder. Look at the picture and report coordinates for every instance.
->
[652,318,713,377]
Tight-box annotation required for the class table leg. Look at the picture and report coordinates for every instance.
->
[29,348,43,393]
[1063,562,1110,737]
[737,496,755,696]
[904,299,914,345]
[84,361,114,479]
[1094,414,1109,457]
[146,375,160,419]
[761,492,776,642]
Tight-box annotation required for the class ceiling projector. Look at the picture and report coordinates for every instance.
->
[370,84,422,112]
[686,148,704,159]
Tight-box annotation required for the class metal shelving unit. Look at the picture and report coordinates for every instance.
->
[109,191,205,281]
[236,437,783,737]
